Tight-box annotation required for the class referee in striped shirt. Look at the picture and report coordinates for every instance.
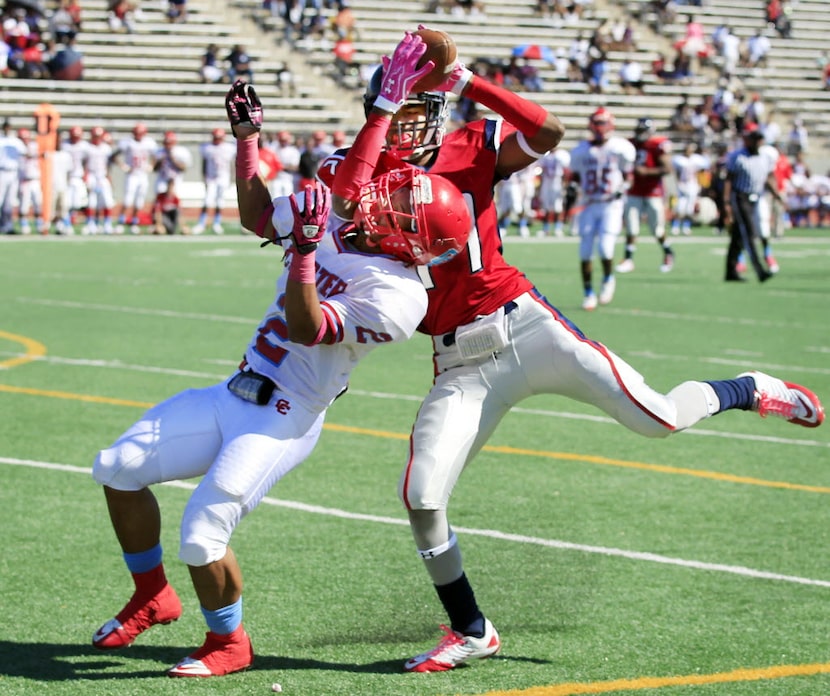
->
[723,123,786,282]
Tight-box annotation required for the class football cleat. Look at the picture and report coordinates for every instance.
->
[735,260,748,274]
[404,619,500,673]
[191,223,205,235]
[168,626,254,677]
[766,255,779,274]
[739,371,825,428]
[616,258,635,274]
[660,253,674,273]
[582,292,598,311]
[93,583,182,649]
[212,222,224,235]
[598,277,616,305]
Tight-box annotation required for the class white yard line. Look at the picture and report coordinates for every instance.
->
[2,456,828,589]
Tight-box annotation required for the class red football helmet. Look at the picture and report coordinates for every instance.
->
[212,127,226,142]
[17,128,30,141]
[163,130,177,146]
[90,126,105,143]
[588,107,615,142]
[353,168,470,266]
[133,122,148,138]
[69,125,83,142]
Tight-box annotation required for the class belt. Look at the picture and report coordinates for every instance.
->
[735,192,760,202]
[442,300,518,347]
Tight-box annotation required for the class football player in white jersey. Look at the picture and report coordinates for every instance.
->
[569,108,636,310]
[537,147,571,236]
[90,80,470,679]
[83,126,115,235]
[16,128,45,235]
[113,123,157,234]
[670,141,710,236]
[63,125,89,231]
[0,120,25,234]
[193,127,236,234]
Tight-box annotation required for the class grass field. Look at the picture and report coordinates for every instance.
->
[1,229,829,696]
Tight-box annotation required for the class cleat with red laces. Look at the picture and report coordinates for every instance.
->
[404,619,500,673]
[168,625,254,677]
[739,371,825,428]
[93,583,182,649]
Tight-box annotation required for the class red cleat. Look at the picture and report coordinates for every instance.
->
[93,583,182,649]
[168,625,254,677]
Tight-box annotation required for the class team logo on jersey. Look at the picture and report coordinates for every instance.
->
[275,399,291,414]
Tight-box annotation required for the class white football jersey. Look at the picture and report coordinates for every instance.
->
[538,149,571,190]
[241,198,428,413]
[199,140,236,182]
[117,135,158,173]
[569,136,636,203]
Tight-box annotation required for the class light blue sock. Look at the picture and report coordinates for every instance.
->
[123,543,163,574]
[201,597,243,635]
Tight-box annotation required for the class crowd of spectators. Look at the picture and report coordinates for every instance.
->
[2,0,82,80]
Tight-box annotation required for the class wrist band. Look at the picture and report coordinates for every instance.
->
[288,250,316,284]
[236,136,259,180]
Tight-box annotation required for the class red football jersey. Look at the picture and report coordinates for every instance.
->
[628,136,671,198]
[319,118,533,336]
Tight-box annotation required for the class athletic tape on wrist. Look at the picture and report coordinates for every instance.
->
[288,250,316,284]
[236,136,259,180]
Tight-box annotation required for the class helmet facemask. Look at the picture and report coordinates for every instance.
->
[353,168,469,266]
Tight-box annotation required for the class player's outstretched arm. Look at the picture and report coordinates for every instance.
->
[225,80,274,239]
[432,55,565,177]
[284,182,331,346]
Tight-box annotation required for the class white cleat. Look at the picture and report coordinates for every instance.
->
[616,258,635,274]
[404,619,501,673]
[599,276,616,305]
[582,292,598,311]
[212,223,224,235]
[191,223,205,235]
[738,371,825,428]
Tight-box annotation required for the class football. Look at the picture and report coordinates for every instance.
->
[412,28,457,92]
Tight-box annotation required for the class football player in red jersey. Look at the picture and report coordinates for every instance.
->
[322,30,825,674]
[617,117,675,274]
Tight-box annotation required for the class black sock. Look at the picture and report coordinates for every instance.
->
[704,376,756,412]
[435,573,484,636]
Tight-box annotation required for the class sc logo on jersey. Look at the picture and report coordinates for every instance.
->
[275,398,291,414]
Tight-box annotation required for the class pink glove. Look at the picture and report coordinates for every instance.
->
[225,80,263,136]
[374,32,434,113]
[289,181,331,255]
[432,60,473,96]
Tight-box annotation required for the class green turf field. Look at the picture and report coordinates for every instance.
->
[1,230,829,696]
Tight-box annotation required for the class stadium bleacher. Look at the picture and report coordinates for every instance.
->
[3,0,828,207]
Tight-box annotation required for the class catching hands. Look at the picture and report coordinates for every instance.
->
[431,60,473,96]
[374,32,433,113]
[225,80,263,138]
[289,181,331,255]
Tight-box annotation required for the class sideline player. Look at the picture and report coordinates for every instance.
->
[193,128,236,234]
[323,29,825,674]
[569,107,636,309]
[82,126,116,235]
[670,140,710,237]
[90,80,470,678]
[617,117,673,274]
[113,123,157,235]
[16,128,46,235]
[63,125,89,231]
[537,146,571,236]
